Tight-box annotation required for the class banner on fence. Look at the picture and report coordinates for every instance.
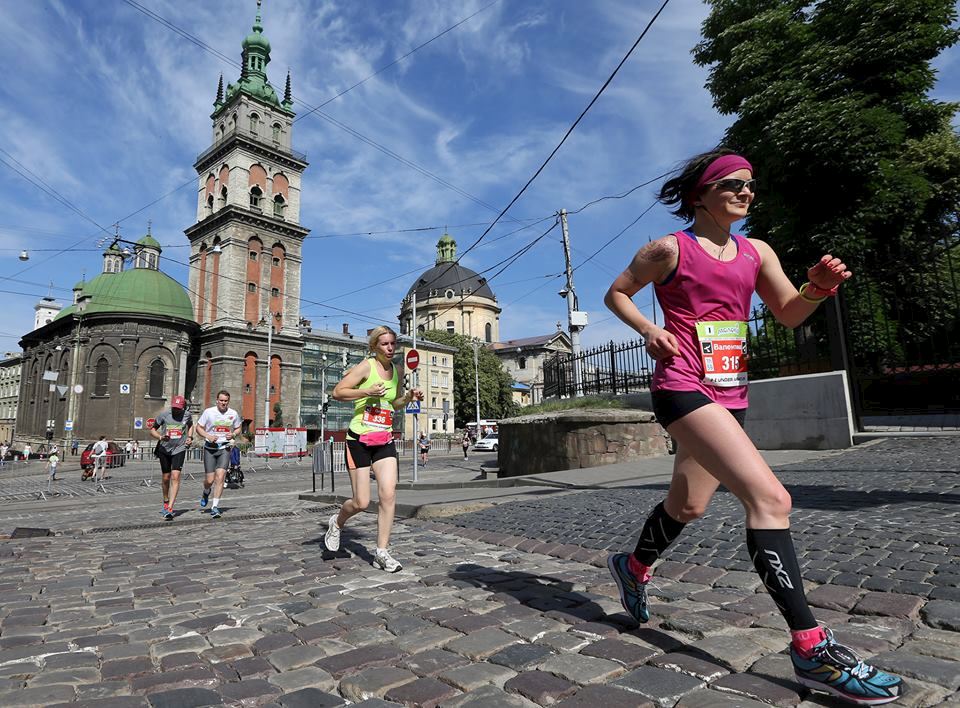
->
[255,427,307,457]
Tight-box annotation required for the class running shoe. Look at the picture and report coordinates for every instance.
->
[373,548,402,573]
[323,513,341,552]
[210,506,222,519]
[791,628,903,705]
[199,492,209,509]
[164,509,175,521]
[607,553,650,624]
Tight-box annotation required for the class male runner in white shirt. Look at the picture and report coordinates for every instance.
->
[195,390,242,519]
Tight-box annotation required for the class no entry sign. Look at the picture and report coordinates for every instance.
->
[405,349,420,371]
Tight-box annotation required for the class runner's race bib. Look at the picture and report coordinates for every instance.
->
[168,428,183,440]
[362,405,393,431]
[696,320,748,387]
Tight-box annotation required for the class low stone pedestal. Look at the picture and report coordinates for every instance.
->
[498,408,668,477]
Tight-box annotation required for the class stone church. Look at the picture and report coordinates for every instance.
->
[16,4,307,445]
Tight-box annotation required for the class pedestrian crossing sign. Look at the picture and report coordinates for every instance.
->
[405,401,421,414]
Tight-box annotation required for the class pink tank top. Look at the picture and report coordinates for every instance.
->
[651,230,761,409]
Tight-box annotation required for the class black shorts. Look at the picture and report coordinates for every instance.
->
[652,389,747,429]
[157,449,186,474]
[345,431,397,469]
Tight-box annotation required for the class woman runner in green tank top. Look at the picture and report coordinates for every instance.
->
[325,326,423,573]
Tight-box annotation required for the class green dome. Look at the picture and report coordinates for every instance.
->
[243,29,270,53]
[136,234,162,250]
[104,243,123,255]
[54,269,193,322]
[73,280,86,291]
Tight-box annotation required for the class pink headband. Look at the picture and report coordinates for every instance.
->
[685,154,753,205]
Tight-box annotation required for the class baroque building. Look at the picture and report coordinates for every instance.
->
[398,234,501,343]
[186,3,308,430]
[17,234,199,445]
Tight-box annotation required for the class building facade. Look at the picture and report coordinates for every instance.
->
[490,328,572,406]
[399,234,501,343]
[34,296,62,331]
[186,5,308,431]
[17,236,199,446]
[0,354,22,443]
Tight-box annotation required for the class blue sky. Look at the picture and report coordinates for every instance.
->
[1,0,958,352]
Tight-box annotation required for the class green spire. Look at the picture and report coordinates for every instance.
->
[217,0,292,116]
[436,232,457,264]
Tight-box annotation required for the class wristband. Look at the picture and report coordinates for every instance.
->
[804,281,839,298]
[798,282,828,304]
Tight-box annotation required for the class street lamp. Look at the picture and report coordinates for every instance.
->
[66,295,91,446]
[258,311,279,428]
[469,339,482,436]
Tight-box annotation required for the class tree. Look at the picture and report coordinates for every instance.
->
[694,0,960,359]
[419,330,519,428]
[272,402,283,427]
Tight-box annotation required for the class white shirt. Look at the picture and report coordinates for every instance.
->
[197,406,241,447]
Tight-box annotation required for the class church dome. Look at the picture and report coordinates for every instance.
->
[136,233,162,250]
[54,269,194,322]
[405,233,496,302]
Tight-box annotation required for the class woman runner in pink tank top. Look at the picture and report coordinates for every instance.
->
[602,149,903,705]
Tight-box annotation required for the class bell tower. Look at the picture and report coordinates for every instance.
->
[184,0,308,429]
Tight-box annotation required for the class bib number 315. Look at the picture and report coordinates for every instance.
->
[696,320,748,387]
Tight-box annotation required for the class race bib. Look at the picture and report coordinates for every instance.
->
[168,429,183,440]
[696,321,748,387]
[214,425,231,434]
[362,405,393,431]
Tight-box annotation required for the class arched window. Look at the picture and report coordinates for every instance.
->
[219,185,228,208]
[249,113,260,134]
[148,359,165,398]
[485,322,492,343]
[206,193,214,213]
[249,185,262,210]
[446,321,455,333]
[272,123,282,142]
[273,194,285,219]
[94,357,109,396]
[518,356,527,370]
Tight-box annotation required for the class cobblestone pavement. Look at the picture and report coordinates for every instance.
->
[0,439,957,706]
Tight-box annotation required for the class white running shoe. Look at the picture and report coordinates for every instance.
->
[323,513,341,552]
[373,548,402,573]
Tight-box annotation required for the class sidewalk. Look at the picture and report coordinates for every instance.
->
[300,448,837,519]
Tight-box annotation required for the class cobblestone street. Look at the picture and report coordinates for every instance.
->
[0,438,957,707]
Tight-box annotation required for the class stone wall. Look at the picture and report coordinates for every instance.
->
[498,408,668,477]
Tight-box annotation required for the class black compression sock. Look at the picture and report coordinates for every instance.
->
[746,528,817,630]
[632,501,687,566]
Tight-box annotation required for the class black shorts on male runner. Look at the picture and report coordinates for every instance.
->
[651,389,747,429]
[203,446,230,475]
[157,448,187,475]
[345,430,397,469]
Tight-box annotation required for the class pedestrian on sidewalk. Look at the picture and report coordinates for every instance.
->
[21,442,31,463]
[324,326,423,573]
[603,149,903,706]
[150,395,194,520]
[0,442,7,468]
[47,447,60,481]
[195,390,241,520]
[91,437,108,481]
[71,438,79,456]
[418,432,430,467]
[461,434,470,461]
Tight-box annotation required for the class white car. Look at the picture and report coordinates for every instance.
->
[473,434,498,452]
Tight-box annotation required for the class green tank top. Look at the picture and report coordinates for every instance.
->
[349,359,399,435]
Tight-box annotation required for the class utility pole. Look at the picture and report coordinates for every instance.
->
[411,292,419,483]
[472,341,481,432]
[559,209,587,396]
[263,311,273,429]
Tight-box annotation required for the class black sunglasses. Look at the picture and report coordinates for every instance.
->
[708,178,757,193]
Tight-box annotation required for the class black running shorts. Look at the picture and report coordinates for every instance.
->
[157,448,186,475]
[651,389,747,429]
[345,431,397,470]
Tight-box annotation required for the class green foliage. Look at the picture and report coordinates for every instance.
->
[518,396,626,416]
[272,402,283,426]
[419,330,519,427]
[695,0,960,358]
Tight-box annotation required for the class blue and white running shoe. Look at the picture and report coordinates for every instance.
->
[791,628,904,705]
[607,553,649,624]
[199,492,209,509]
